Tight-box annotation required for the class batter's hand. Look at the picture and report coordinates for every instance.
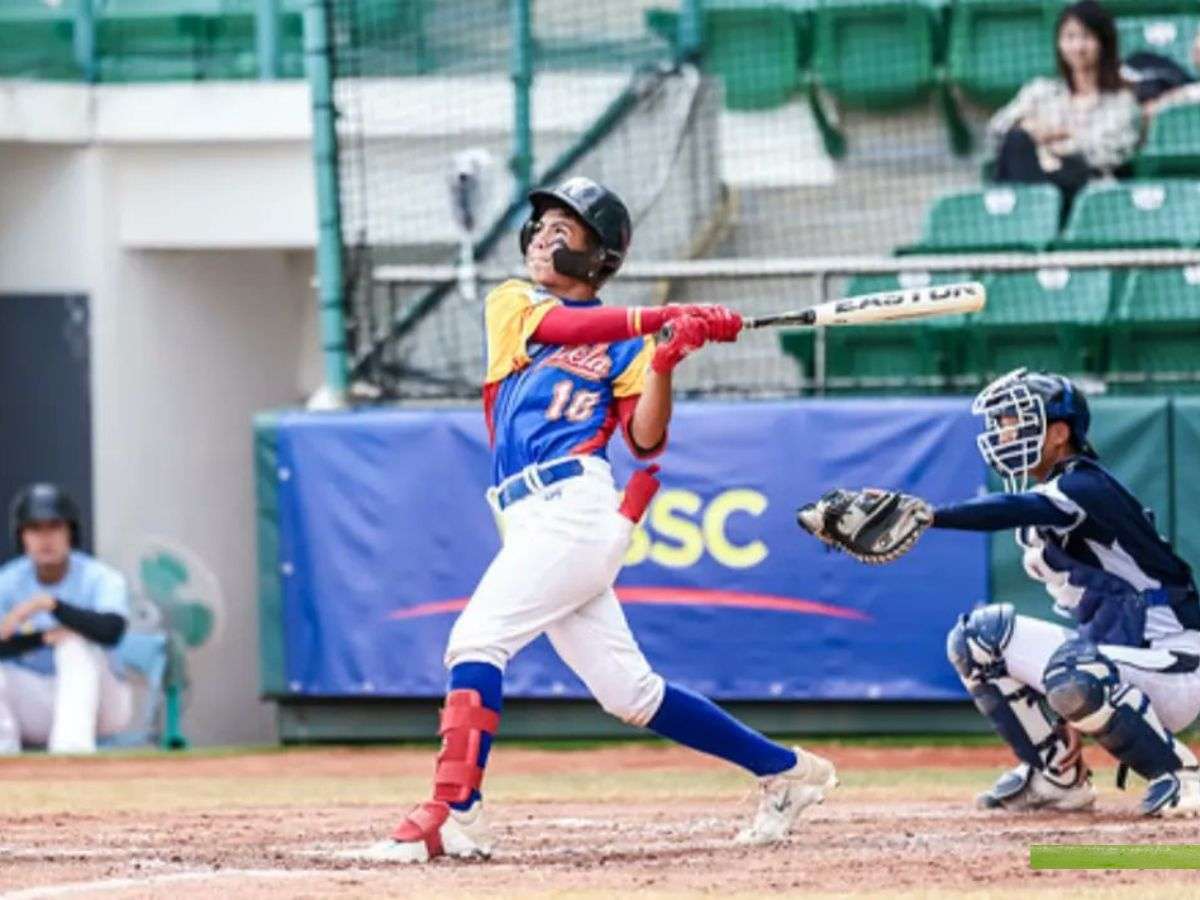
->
[651,315,708,374]
[662,304,742,342]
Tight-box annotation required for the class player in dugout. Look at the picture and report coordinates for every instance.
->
[389,176,837,862]
[0,484,133,753]
[798,369,1200,817]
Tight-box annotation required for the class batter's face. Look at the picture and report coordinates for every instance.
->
[525,207,597,299]
[21,520,71,567]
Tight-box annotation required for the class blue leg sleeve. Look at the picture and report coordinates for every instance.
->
[648,682,796,777]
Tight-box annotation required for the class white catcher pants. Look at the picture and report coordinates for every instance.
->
[446,457,666,727]
[0,634,133,753]
[1003,614,1200,733]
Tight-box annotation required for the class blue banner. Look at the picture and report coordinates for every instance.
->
[274,399,987,700]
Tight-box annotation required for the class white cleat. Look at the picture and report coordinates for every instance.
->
[976,763,1096,812]
[734,746,837,845]
[1142,769,1200,818]
[390,799,494,863]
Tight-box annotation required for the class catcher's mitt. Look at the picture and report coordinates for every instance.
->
[796,488,933,564]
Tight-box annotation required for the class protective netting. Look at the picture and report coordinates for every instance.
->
[322,0,1200,398]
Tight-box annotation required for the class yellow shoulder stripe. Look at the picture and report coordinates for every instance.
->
[612,336,654,398]
[484,279,558,384]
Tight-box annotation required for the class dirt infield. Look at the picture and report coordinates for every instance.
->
[2,743,1199,898]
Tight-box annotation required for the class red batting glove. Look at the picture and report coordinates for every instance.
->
[651,315,709,374]
[661,304,742,342]
[695,304,742,342]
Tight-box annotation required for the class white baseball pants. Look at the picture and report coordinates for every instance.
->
[1003,614,1200,732]
[446,457,666,727]
[0,634,133,753]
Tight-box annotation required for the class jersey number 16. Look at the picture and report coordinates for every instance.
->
[546,379,602,424]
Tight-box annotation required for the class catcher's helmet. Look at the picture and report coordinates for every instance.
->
[973,368,1096,491]
[10,483,81,554]
[518,176,632,286]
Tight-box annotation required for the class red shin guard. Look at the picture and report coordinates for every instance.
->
[433,688,500,806]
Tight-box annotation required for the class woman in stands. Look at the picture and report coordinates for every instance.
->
[987,0,1140,207]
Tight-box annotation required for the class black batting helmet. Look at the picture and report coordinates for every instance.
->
[518,176,632,286]
[10,483,81,554]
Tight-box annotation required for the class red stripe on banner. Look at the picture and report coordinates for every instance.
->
[388,588,871,622]
[615,586,872,621]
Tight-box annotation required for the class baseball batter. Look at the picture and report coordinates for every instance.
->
[0,484,133,753]
[799,369,1200,816]
[391,176,836,862]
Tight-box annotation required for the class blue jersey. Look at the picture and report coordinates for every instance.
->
[481,279,654,485]
[936,456,1199,646]
[0,551,130,676]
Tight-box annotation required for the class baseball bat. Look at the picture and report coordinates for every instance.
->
[744,280,986,329]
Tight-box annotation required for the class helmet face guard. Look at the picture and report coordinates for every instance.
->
[972,368,1046,493]
[518,177,631,288]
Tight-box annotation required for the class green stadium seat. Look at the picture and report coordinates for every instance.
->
[1119,15,1200,74]
[95,1,221,82]
[0,1,80,80]
[703,4,801,110]
[778,271,973,394]
[903,185,1061,253]
[1135,104,1200,178]
[1068,1,1200,15]
[811,1,937,110]
[1058,181,1200,249]
[948,0,1056,108]
[965,269,1113,383]
[1109,267,1200,394]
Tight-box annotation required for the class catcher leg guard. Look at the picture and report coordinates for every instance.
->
[948,606,1089,809]
[1044,640,1199,817]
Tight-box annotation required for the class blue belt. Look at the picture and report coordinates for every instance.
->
[1145,586,1195,607]
[495,459,585,511]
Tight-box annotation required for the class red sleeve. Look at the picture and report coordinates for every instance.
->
[616,394,666,459]
[532,306,670,345]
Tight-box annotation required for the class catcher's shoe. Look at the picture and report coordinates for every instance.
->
[1141,769,1200,817]
[734,747,837,845]
[976,763,1096,812]
[390,799,493,863]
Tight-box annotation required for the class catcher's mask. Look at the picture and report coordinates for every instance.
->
[972,367,1096,492]
[518,176,631,288]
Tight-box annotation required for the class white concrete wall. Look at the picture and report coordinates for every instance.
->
[0,83,323,744]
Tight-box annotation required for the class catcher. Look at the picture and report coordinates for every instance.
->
[798,368,1200,817]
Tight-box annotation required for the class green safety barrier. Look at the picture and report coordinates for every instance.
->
[255,412,288,697]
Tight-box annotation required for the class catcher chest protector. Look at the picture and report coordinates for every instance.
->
[518,176,632,286]
[10,483,81,554]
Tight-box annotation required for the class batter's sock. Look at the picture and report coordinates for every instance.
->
[647,682,796,776]
[446,661,503,811]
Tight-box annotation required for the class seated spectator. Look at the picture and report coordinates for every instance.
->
[0,484,132,754]
[987,0,1140,207]
[1125,30,1200,115]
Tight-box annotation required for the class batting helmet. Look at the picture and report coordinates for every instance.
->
[518,176,632,286]
[973,368,1097,491]
[10,483,81,555]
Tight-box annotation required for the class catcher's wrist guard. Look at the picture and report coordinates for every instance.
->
[796,488,932,564]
